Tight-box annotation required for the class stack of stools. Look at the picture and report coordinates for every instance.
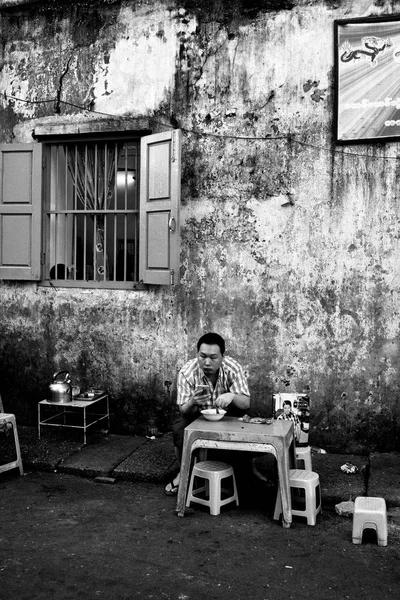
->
[186,460,239,516]
[352,496,388,546]
[295,445,312,470]
[274,468,321,525]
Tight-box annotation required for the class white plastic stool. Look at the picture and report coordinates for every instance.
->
[352,496,387,547]
[296,446,312,470]
[274,469,321,526]
[0,413,24,476]
[186,460,239,516]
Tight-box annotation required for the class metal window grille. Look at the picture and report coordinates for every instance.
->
[45,139,139,286]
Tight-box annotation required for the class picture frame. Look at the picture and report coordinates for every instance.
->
[334,15,400,143]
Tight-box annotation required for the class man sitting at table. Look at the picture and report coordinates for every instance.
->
[164,332,251,495]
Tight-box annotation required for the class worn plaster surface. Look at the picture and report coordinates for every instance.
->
[1,0,400,449]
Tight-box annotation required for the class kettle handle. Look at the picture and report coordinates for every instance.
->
[53,370,70,383]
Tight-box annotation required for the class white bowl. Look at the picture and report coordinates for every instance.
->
[201,408,226,421]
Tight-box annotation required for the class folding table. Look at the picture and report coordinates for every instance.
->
[175,416,296,527]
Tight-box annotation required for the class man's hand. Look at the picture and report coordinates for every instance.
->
[215,392,235,409]
[192,385,211,407]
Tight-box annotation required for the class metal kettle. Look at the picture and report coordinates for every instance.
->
[49,370,72,403]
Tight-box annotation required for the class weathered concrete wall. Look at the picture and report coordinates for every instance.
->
[1,0,400,450]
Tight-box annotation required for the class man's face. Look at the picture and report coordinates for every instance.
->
[197,343,223,376]
[283,404,291,415]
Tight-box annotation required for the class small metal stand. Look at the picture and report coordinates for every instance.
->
[38,392,110,445]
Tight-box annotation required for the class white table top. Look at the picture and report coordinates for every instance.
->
[185,416,293,443]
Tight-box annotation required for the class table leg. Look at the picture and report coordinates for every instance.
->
[83,406,87,445]
[275,441,292,528]
[175,431,195,517]
[12,417,24,475]
[290,439,296,468]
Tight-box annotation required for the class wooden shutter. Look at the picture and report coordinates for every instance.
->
[139,130,181,285]
[0,143,42,280]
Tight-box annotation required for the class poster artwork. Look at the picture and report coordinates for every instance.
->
[335,17,400,143]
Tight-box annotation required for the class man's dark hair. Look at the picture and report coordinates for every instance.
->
[197,332,225,355]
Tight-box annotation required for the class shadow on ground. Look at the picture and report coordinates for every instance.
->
[1,469,400,600]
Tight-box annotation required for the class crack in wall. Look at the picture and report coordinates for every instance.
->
[54,52,75,114]
[192,24,230,92]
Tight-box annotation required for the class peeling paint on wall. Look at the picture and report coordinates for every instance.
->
[1,0,400,450]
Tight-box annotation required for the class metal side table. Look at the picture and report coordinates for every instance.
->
[38,392,110,445]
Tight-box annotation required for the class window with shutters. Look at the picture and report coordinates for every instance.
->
[0,129,181,288]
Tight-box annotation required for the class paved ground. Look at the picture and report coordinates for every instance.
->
[1,427,400,599]
[3,426,400,512]
[1,469,400,600]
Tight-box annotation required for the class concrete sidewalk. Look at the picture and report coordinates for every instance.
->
[2,426,178,483]
[1,425,400,514]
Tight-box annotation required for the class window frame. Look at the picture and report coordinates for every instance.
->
[41,136,141,290]
[0,128,181,289]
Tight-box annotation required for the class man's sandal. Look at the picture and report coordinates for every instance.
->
[164,480,179,496]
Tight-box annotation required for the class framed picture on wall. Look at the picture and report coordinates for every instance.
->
[335,16,400,143]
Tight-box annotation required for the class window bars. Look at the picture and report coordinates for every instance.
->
[46,140,139,284]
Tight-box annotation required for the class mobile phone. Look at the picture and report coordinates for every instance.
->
[195,384,210,396]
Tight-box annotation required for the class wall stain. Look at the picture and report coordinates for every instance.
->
[1,1,400,450]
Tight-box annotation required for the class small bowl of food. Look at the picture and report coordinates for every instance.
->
[201,408,227,421]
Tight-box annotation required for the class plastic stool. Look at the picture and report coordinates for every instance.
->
[0,413,24,476]
[352,496,387,547]
[296,446,312,470]
[186,460,239,516]
[274,469,321,525]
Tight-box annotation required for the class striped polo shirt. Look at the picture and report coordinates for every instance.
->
[177,355,250,407]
